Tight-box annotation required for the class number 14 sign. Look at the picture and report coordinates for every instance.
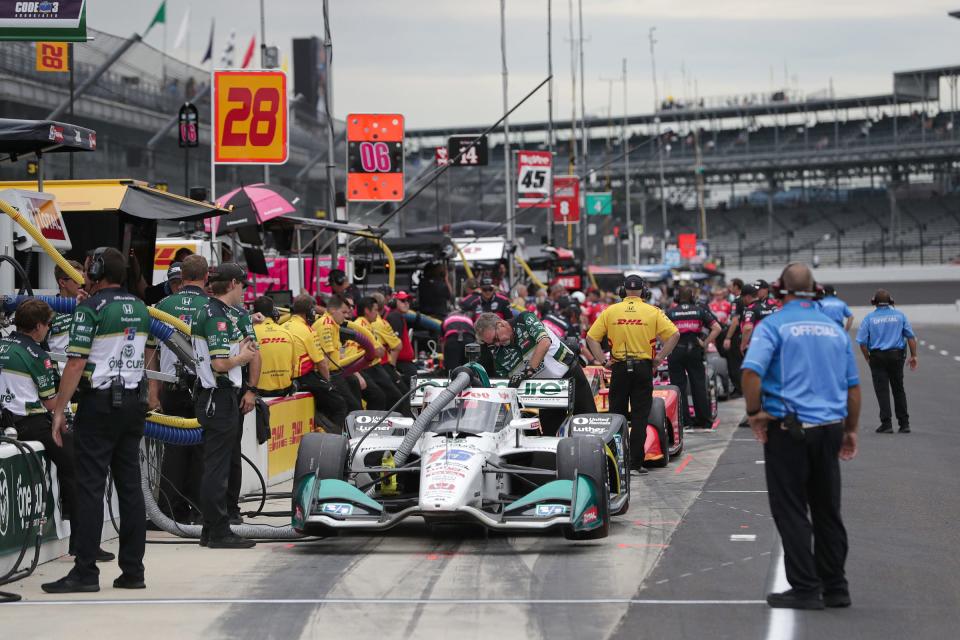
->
[213,70,288,164]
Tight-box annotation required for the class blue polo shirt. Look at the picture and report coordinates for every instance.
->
[818,295,852,327]
[742,300,859,424]
[856,306,915,351]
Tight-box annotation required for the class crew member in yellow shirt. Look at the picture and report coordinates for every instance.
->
[313,294,363,412]
[586,275,680,472]
[284,294,348,432]
[251,297,297,396]
[355,296,408,413]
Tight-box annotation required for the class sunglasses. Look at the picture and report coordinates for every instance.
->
[481,286,495,292]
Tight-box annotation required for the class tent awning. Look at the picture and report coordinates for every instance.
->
[0,118,97,158]
[0,179,230,221]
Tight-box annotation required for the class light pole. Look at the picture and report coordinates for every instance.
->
[622,57,631,264]
[649,28,668,245]
[500,0,515,283]
[259,0,269,185]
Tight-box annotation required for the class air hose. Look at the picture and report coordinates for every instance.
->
[402,311,442,332]
[339,322,377,376]
[0,196,81,283]
[144,422,202,446]
[393,370,472,467]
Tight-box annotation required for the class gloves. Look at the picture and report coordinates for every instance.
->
[508,368,534,388]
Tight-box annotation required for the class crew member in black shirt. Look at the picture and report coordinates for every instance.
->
[723,283,756,397]
[460,276,515,320]
[666,286,722,427]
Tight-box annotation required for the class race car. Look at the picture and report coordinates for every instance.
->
[654,358,721,429]
[292,376,630,540]
[583,365,684,467]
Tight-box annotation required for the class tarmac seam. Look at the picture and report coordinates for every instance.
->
[8,597,769,606]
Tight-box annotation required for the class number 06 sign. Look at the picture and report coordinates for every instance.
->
[213,70,288,164]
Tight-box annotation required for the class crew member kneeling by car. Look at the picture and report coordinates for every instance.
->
[193,263,259,549]
[43,247,158,593]
[742,263,860,610]
[585,275,680,472]
[474,311,596,436]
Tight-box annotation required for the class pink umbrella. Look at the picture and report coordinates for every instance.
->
[206,183,301,233]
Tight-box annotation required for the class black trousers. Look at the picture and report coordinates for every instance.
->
[868,349,909,428]
[668,342,710,427]
[295,371,349,431]
[764,421,848,596]
[227,413,243,519]
[195,387,240,538]
[15,413,76,522]
[332,372,362,413]
[608,360,654,468]
[538,364,598,436]
[69,391,146,583]
[396,361,418,388]
[726,334,743,394]
[158,386,202,521]
[360,366,406,413]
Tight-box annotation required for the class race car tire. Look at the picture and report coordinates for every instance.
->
[709,373,720,423]
[557,436,610,540]
[709,357,731,400]
[644,399,670,468]
[294,432,349,483]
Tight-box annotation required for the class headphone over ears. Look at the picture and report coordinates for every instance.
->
[871,292,895,306]
[87,247,108,283]
[618,278,650,301]
[771,263,823,300]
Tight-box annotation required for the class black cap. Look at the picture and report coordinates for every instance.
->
[741,284,758,296]
[753,279,770,291]
[252,296,275,316]
[480,276,494,288]
[328,268,347,286]
[208,263,252,286]
[623,274,646,291]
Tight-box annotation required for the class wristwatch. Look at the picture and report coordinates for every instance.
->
[746,407,762,417]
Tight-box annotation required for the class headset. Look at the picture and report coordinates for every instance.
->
[618,277,650,301]
[870,290,895,306]
[87,247,108,282]
[771,263,823,300]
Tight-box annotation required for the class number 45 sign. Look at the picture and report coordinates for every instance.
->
[213,70,288,164]
[516,150,553,209]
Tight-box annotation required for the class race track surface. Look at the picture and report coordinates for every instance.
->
[5,325,959,639]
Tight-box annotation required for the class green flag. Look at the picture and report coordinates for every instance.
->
[145,1,167,36]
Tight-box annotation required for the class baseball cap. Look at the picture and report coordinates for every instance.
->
[741,284,758,296]
[208,263,252,286]
[623,274,646,290]
[328,269,347,285]
[753,279,770,290]
[394,290,412,301]
[166,262,183,282]
[480,276,495,288]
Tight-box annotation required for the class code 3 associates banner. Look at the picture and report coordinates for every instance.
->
[0,1,88,42]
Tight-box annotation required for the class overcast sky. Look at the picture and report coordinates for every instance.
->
[89,0,960,129]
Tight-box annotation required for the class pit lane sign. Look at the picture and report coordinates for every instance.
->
[516,150,553,209]
[552,175,580,224]
[447,134,488,166]
[213,70,288,164]
[35,41,68,72]
[0,0,88,42]
[346,113,405,202]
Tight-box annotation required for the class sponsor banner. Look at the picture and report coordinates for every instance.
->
[0,0,87,42]
[552,175,580,224]
[266,393,316,480]
[0,444,57,558]
[516,150,552,209]
[678,233,697,259]
[243,257,289,303]
[412,378,571,409]
[0,189,71,251]
[434,146,449,167]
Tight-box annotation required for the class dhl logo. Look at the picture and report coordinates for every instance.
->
[614,318,647,325]
[153,244,195,269]
[259,337,289,344]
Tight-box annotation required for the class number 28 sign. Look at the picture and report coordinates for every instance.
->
[213,70,288,164]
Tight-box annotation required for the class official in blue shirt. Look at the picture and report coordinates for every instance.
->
[818,284,854,331]
[742,263,861,611]
[855,289,918,434]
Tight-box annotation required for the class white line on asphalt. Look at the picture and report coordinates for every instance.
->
[731,535,757,542]
[755,460,765,464]
[9,598,767,607]
[928,344,937,350]
[955,356,960,362]
[706,490,768,493]
[940,350,949,356]
[765,544,795,640]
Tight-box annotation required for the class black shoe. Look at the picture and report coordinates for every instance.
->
[41,575,99,594]
[206,533,256,549]
[228,514,243,526]
[738,417,751,428]
[633,466,649,475]
[898,426,911,433]
[69,547,116,562]
[875,425,894,434]
[729,391,743,400]
[113,574,146,589]
[766,589,824,610]
[199,529,209,547]
[823,591,851,608]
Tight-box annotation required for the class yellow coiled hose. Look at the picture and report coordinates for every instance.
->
[146,412,202,429]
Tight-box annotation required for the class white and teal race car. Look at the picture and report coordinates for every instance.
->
[291,377,630,540]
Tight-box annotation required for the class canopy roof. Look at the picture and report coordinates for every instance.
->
[0,118,97,158]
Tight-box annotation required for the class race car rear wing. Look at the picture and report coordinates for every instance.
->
[410,377,572,410]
